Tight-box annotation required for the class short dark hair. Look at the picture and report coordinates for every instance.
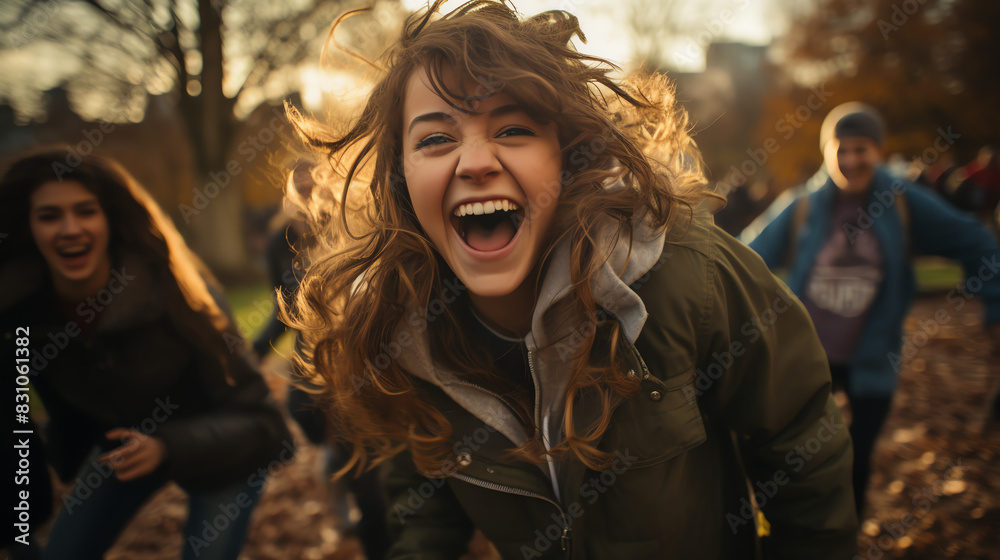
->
[819,102,884,150]
[834,111,884,146]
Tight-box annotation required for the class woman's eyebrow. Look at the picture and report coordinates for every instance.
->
[408,104,530,134]
[408,111,457,134]
[32,199,98,213]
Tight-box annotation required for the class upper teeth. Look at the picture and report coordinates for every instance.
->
[60,245,87,254]
[453,199,520,217]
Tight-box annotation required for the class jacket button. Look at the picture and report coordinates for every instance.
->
[457,452,472,467]
[627,369,637,378]
[649,390,662,402]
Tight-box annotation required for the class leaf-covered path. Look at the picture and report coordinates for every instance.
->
[858,296,999,559]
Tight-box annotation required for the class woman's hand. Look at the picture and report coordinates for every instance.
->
[99,428,168,481]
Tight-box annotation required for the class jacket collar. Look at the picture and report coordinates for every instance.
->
[532,210,665,348]
[815,165,899,205]
[0,253,162,332]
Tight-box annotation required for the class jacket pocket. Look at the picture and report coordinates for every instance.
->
[606,367,706,469]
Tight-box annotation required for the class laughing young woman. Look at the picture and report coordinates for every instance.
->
[0,151,291,560]
[284,1,858,558]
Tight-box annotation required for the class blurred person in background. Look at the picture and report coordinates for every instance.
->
[947,146,996,215]
[744,103,1000,518]
[0,151,292,560]
[915,152,959,201]
[958,147,1000,235]
[713,179,772,237]
[253,161,388,560]
[252,162,313,367]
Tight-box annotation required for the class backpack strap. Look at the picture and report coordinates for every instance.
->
[894,191,911,259]
[784,197,811,269]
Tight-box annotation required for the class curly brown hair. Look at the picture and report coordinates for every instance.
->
[284,0,711,475]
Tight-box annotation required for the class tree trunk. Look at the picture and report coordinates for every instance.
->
[180,0,248,276]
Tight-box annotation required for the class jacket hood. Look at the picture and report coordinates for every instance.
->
[393,210,667,448]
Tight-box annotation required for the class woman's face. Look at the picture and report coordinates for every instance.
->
[401,66,563,301]
[30,180,112,294]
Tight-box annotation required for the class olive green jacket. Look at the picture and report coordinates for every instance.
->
[385,208,858,559]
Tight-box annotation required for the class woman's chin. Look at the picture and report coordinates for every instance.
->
[463,279,523,300]
[49,252,112,296]
[53,264,89,281]
[456,267,532,302]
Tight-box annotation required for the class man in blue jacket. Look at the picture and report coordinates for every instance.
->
[744,102,1000,517]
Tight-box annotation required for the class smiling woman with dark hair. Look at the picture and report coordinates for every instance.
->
[0,150,292,560]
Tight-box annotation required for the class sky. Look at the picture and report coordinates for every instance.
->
[401,0,781,72]
[0,0,785,123]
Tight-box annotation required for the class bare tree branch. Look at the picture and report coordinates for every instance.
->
[81,0,177,67]
[0,0,36,32]
[232,1,331,96]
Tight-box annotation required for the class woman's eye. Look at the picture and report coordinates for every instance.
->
[415,135,451,150]
[78,207,99,216]
[496,127,535,139]
[36,213,59,222]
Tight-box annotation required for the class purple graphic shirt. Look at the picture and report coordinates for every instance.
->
[803,193,884,364]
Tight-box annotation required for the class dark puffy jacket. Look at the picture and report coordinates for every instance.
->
[382,209,858,559]
[1,256,293,492]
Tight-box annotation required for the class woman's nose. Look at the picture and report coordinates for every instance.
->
[59,215,83,236]
[456,140,502,184]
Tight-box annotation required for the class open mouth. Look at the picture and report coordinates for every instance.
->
[55,244,92,264]
[450,199,524,252]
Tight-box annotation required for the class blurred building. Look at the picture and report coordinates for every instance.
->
[668,42,778,234]
[670,42,775,181]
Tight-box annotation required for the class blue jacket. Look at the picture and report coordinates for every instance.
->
[748,167,1000,397]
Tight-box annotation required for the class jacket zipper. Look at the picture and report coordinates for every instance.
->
[452,350,545,449]
[527,345,542,438]
[451,360,573,556]
[451,334,666,556]
[450,379,518,413]
[451,471,572,555]
[526,344,573,555]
